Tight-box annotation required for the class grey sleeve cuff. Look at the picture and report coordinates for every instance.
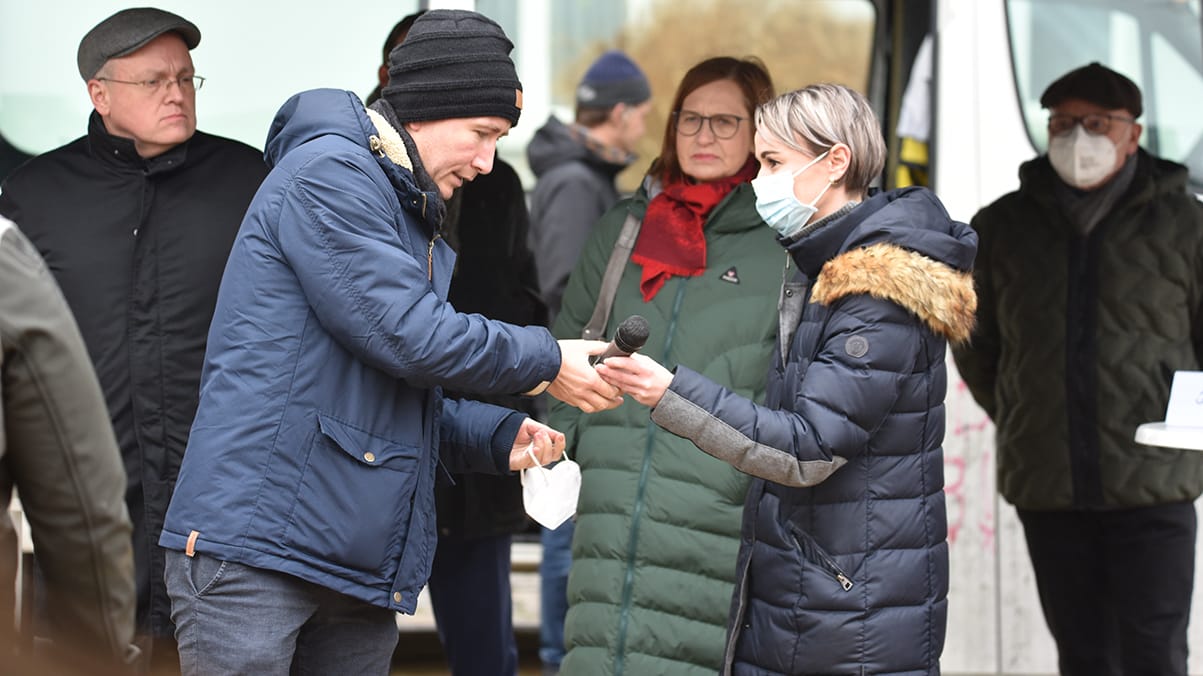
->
[651,388,846,488]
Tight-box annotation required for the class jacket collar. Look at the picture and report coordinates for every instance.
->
[364,107,412,172]
[363,103,445,232]
[85,110,189,176]
[787,187,979,343]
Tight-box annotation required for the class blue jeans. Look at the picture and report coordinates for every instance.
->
[164,550,398,675]
[539,520,574,667]
[427,533,517,676]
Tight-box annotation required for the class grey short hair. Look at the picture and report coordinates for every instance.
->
[754,83,886,193]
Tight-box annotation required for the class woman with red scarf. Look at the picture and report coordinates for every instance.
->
[547,57,782,676]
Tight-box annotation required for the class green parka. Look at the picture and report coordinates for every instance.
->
[552,182,781,675]
[953,150,1203,510]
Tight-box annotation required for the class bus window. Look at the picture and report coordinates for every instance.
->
[1006,0,1203,188]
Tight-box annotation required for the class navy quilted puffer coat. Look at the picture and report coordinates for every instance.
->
[651,187,977,675]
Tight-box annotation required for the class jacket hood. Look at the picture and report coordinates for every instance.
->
[526,115,630,178]
[265,89,373,169]
[264,88,437,231]
[795,187,978,342]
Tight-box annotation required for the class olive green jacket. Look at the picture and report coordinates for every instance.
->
[552,183,782,675]
[953,151,1203,509]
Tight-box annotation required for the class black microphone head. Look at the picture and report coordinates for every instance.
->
[613,315,649,353]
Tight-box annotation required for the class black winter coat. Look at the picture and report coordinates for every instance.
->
[438,156,546,538]
[953,151,1203,510]
[0,112,267,637]
[0,132,30,182]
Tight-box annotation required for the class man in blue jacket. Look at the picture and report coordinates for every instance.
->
[158,10,621,674]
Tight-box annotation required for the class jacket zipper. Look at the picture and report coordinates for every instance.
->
[427,233,440,281]
[790,525,854,591]
[614,277,688,675]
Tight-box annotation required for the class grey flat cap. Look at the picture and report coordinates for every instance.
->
[77,7,201,80]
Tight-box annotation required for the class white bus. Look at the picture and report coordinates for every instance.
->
[3,1,1200,672]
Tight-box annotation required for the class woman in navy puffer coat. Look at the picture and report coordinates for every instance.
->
[598,84,978,675]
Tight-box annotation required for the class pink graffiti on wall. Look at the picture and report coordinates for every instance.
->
[944,378,996,550]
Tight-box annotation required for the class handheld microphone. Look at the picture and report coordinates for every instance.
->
[590,315,650,366]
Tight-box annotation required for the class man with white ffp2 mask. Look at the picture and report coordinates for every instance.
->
[953,61,1203,676]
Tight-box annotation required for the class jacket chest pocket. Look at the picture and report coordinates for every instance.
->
[282,413,422,576]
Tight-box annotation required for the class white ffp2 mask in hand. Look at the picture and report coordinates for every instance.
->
[521,444,581,530]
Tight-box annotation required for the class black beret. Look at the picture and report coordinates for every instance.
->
[78,7,201,80]
[1040,62,1142,118]
[382,9,523,127]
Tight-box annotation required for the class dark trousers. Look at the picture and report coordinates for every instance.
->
[427,533,517,676]
[1018,502,1196,676]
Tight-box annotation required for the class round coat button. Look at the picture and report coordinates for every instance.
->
[845,335,869,358]
[364,452,376,462]
[393,592,402,603]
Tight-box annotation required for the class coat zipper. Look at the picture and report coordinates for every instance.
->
[613,277,688,675]
[790,525,854,591]
[427,233,440,281]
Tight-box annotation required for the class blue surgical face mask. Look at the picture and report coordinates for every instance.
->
[751,150,832,238]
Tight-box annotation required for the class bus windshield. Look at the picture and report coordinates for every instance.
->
[1007,0,1203,189]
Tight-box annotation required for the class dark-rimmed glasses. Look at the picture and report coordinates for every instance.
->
[1047,113,1133,137]
[97,75,206,94]
[673,111,746,139]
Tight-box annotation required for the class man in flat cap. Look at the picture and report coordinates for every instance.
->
[158,9,620,673]
[954,61,1203,675]
[0,7,268,668]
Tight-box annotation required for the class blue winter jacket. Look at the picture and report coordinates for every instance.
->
[651,188,978,675]
[159,89,560,613]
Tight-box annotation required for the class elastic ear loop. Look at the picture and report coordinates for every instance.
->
[520,441,551,487]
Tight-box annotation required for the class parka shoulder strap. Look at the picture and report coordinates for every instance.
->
[581,210,642,340]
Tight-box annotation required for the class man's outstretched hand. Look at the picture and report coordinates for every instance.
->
[547,339,624,413]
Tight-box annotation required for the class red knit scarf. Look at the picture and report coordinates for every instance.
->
[631,157,759,301]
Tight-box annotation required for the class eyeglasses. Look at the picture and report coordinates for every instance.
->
[673,111,746,139]
[96,75,206,94]
[1047,113,1133,137]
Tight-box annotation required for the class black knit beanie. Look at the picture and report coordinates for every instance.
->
[382,9,523,127]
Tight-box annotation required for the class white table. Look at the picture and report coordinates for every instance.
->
[1135,422,1203,451]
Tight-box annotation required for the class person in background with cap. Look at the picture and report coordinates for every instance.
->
[158,9,621,674]
[523,47,651,676]
[0,7,268,670]
[364,11,544,676]
[527,49,652,325]
[953,61,1203,676]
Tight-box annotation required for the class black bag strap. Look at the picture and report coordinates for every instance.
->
[581,210,642,340]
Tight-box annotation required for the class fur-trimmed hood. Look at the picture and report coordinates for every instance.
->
[790,186,978,343]
[813,242,976,342]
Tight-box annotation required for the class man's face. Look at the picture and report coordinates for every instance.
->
[405,116,512,199]
[88,33,197,159]
[1048,97,1142,186]
[616,100,652,154]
